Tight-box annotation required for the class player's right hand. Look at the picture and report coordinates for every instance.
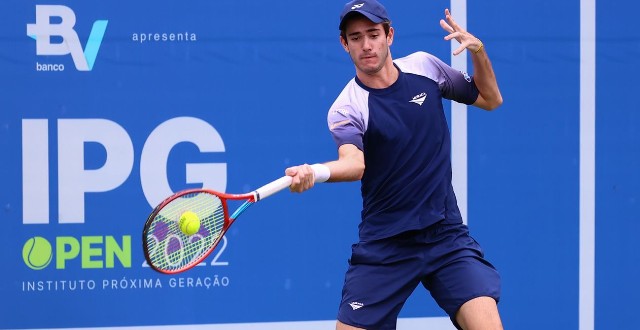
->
[285,164,316,193]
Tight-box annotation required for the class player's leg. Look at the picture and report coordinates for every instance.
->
[337,261,417,329]
[337,237,424,329]
[420,221,501,330]
[455,296,503,330]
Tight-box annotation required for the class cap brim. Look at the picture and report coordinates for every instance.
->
[339,10,387,30]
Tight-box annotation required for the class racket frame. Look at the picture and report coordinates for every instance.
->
[142,175,293,274]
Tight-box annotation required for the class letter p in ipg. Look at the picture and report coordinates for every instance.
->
[26,5,108,71]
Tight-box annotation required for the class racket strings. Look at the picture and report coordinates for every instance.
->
[145,192,225,272]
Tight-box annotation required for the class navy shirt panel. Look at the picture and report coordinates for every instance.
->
[327,52,477,240]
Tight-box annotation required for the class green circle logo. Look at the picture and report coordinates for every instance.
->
[23,236,53,270]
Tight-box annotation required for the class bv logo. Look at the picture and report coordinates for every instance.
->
[26,5,108,71]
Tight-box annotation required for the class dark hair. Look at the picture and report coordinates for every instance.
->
[340,16,391,44]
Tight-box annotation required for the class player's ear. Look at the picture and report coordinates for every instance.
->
[387,26,394,46]
[340,35,349,52]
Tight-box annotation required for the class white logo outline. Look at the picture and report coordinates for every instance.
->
[349,301,364,310]
[409,92,427,106]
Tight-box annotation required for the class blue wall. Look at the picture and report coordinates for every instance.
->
[1,1,637,329]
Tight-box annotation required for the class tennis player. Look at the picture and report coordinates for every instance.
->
[286,0,503,329]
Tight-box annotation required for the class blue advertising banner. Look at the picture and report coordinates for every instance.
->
[1,0,638,329]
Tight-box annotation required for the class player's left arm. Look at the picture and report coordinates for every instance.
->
[440,8,503,111]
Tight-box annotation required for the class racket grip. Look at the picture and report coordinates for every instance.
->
[254,176,293,201]
[255,164,329,201]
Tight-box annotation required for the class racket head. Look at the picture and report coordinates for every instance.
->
[142,189,243,274]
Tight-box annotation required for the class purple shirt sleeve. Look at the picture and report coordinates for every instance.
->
[395,52,480,105]
[327,79,369,151]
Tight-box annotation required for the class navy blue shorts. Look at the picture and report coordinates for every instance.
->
[337,220,501,330]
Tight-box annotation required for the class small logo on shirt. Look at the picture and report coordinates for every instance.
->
[409,92,427,106]
[331,108,350,117]
[349,302,364,310]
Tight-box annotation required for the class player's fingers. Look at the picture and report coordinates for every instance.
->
[453,44,466,56]
[287,166,304,192]
[444,31,462,41]
[439,19,454,34]
[445,9,461,30]
[301,164,315,189]
[289,164,315,193]
[285,167,298,176]
[288,175,301,192]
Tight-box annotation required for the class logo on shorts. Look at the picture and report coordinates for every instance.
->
[349,301,364,310]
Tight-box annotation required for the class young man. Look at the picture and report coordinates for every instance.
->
[286,0,504,329]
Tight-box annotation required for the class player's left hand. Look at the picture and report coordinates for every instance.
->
[439,8,482,55]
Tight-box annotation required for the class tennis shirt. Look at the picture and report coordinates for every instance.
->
[327,51,480,241]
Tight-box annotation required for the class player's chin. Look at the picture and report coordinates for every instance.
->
[356,59,382,74]
[358,65,381,75]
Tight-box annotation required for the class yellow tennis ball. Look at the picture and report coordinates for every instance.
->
[179,211,200,236]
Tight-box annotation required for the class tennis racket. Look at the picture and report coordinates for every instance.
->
[142,175,293,274]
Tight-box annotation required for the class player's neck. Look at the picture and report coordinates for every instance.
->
[356,59,398,89]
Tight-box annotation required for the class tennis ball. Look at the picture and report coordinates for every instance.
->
[23,236,53,270]
[179,211,201,236]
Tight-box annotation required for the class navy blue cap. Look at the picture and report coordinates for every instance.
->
[339,0,390,30]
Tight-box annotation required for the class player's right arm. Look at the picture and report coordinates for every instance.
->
[324,144,365,182]
[286,144,364,193]
[287,81,367,193]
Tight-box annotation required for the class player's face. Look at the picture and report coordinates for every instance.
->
[341,17,394,76]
